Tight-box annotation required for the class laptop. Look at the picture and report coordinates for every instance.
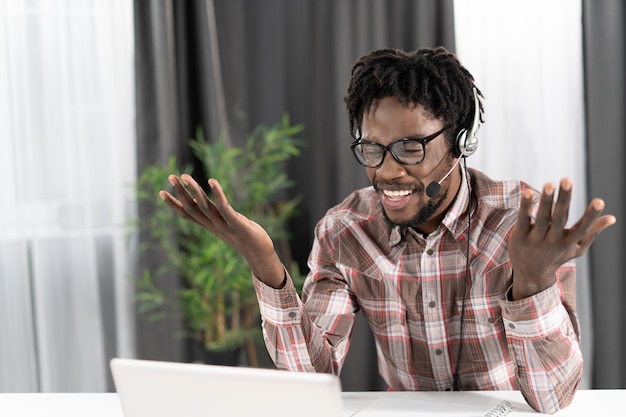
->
[110,358,344,417]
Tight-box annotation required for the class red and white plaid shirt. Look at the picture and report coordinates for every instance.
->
[254,168,582,414]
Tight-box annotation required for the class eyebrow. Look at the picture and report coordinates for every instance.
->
[359,133,430,143]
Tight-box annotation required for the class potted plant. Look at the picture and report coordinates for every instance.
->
[133,114,305,366]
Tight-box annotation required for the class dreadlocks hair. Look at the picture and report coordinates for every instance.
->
[344,46,484,151]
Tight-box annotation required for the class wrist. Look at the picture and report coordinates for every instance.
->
[246,251,285,288]
[510,270,556,301]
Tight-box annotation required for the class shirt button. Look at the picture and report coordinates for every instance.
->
[428,301,436,308]
[508,323,516,329]
[487,317,495,324]
[426,249,434,255]
[285,295,293,303]
[288,312,297,319]
[435,349,443,355]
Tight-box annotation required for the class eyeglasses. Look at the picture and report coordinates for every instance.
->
[350,126,449,168]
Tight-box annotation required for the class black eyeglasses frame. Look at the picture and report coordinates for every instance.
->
[350,125,449,168]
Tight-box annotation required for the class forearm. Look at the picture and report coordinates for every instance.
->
[261,306,338,373]
[500,277,582,413]
[253,272,353,374]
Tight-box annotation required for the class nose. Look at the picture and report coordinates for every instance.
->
[375,150,406,180]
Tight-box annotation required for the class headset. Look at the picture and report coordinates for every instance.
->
[454,86,481,158]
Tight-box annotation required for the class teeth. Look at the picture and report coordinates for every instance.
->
[383,189,412,197]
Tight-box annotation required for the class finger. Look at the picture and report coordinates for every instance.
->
[574,213,617,256]
[159,190,206,228]
[548,178,572,233]
[158,189,176,203]
[167,174,209,223]
[207,178,239,225]
[567,198,610,242]
[168,175,195,206]
[159,189,185,213]
[532,183,556,237]
[181,173,211,213]
[516,188,534,234]
[168,174,226,230]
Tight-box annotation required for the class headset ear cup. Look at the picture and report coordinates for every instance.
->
[455,129,468,157]
[462,132,478,157]
[455,86,481,158]
[457,128,478,157]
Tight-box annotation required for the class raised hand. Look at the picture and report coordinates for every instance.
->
[507,178,616,300]
[159,174,286,287]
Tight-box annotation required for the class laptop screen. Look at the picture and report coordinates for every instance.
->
[110,358,344,417]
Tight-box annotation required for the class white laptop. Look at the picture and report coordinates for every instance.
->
[110,358,344,417]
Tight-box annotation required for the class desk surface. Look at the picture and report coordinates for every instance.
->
[0,390,621,416]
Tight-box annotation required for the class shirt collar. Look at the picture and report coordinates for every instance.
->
[441,164,472,239]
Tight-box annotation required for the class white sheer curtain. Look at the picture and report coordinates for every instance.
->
[0,0,136,392]
[454,0,591,388]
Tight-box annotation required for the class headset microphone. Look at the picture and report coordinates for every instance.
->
[425,157,462,198]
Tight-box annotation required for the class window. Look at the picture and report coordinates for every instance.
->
[0,0,136,392]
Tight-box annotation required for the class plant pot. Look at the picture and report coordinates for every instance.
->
[188,340,243,366]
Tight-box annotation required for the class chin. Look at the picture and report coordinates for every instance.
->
[382,209,421,228]
[381,193,446,229]
[385,212,420,227]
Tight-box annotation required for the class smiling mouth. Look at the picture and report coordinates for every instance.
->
[380,189,414,211]
[382,189,413,198]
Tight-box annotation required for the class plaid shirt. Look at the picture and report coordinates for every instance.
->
[254,168,582,414]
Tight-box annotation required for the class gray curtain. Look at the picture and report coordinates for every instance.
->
[133,0,455,390]
[583,0,626,389]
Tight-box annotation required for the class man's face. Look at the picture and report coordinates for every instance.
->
[359,97,461,234]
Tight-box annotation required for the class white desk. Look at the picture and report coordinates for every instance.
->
[0,390,621,416]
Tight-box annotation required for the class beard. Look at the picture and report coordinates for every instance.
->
[381,187,448,229]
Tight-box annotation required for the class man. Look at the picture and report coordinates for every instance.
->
[159,47,615,413]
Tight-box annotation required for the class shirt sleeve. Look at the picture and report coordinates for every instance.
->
[499,262,582,414]
[253,228,358,375]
